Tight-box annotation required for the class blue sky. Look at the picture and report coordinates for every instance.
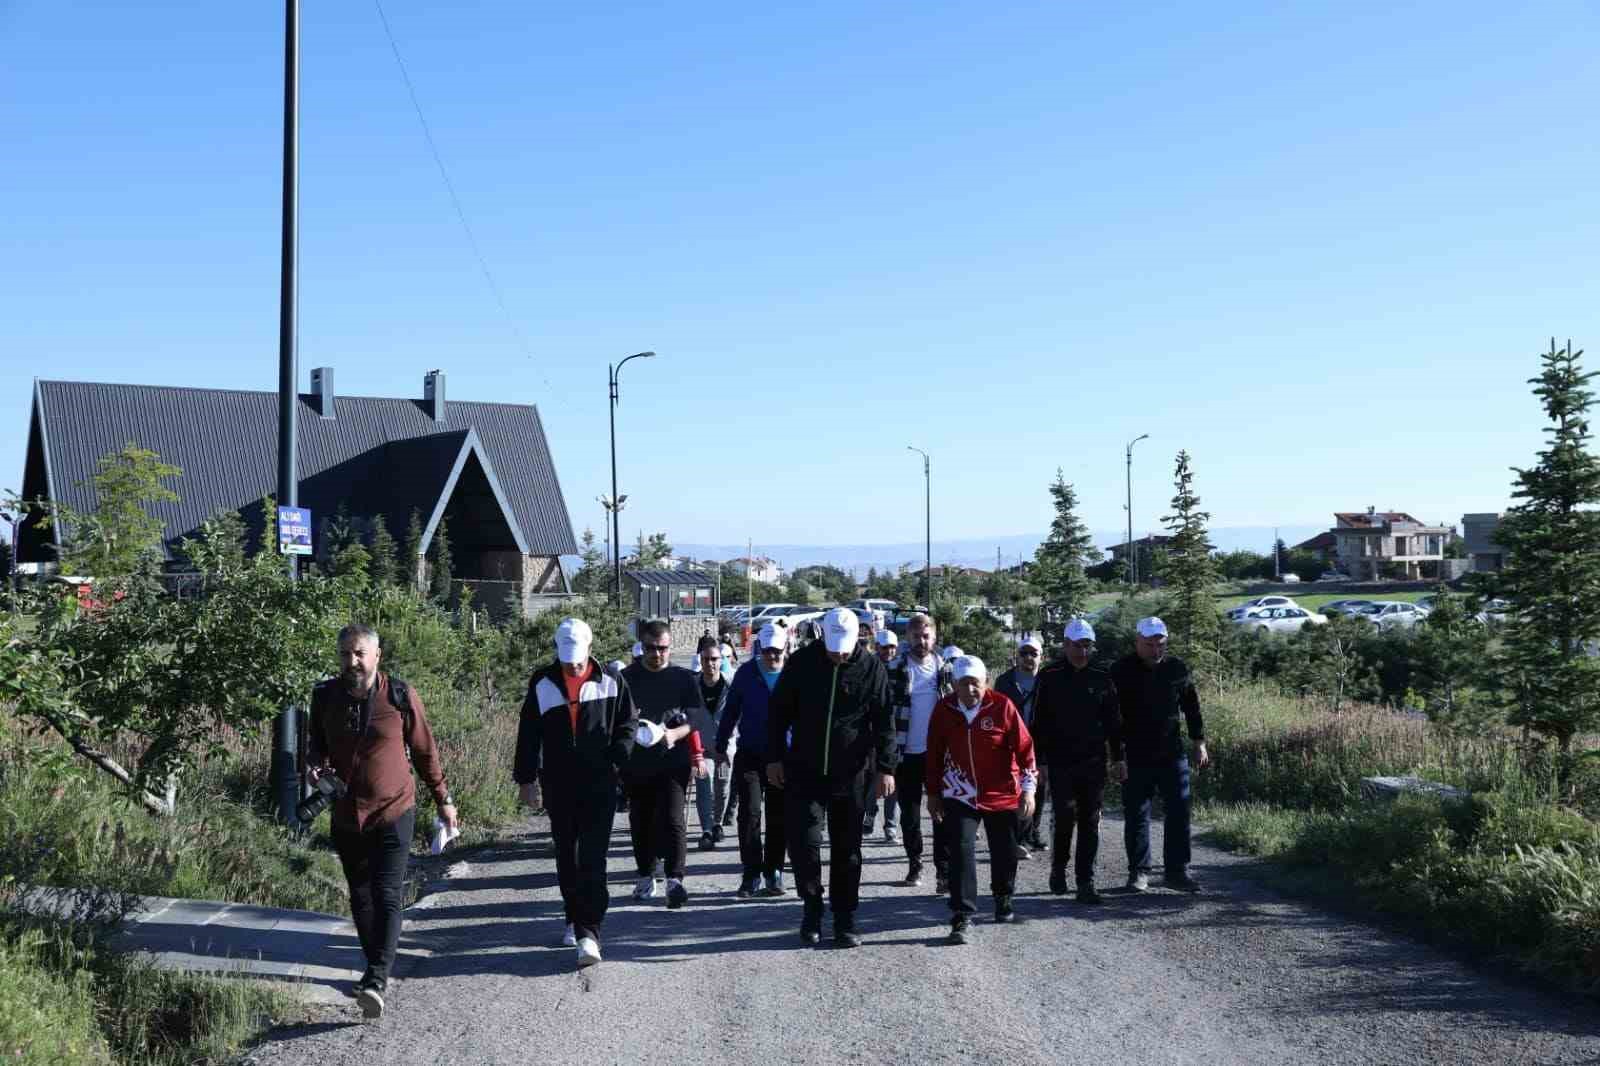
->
[3,1,1598,553]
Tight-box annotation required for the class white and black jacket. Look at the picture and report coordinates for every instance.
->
[514,658,637,795]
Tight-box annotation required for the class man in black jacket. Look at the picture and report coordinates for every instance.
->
[1031,619,1123,902]
[513,617,637,968]
[993,631,1047,855]
[1111,616,1209,894]
[768,607,897,947]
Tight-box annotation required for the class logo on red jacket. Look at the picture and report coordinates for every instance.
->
[980,716,994,731]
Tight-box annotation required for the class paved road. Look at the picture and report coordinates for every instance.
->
[244,811,1600,1066]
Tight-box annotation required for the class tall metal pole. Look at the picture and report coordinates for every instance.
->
[607,351,656,606]
[272,0,301,827]
[1125,434,1148,588]
[908,447,930,608]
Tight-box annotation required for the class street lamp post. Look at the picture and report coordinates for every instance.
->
[1125,434,1149,587]
[608,351,656,605]
[908,446,931,608]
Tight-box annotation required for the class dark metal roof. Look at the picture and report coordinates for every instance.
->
[623,569,718,586]
[23,379,575,559]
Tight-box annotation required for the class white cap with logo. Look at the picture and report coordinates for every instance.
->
[822,607,860,654]
[759,622,787,651]
[1064,618,1096,643]
[1136,616,1169,638]
[952,655,987,682]
[941,645,964,661]
[875,628,899,647]
[555,618,594,665]
[1018,631,1044,652]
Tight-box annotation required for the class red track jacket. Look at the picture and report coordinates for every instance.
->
[924,688,1037,812]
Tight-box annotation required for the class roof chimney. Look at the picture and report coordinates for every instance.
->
[1367,505,1376,515]
[310,367,335,419]
[424,370,446,424]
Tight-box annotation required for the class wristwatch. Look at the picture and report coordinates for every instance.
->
[438,794,454,808]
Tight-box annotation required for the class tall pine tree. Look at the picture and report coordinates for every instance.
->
[368,519,398,587]
[1493,339,1600,754]
[1032,470,1097,625]
[402,508,425,594]
[428,516,454,602]
[573,526,605,594]
[1159,450,1220,664]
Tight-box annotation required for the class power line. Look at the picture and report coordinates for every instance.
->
[370,0,552,390]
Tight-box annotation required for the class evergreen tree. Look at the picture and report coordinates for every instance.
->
[1412,589,1494,733]
[1032,470,1097,625]
[319,502,355,572]
[368,519,398,588]
[52,442,182,578]
[634,531,672,568]
[574,526,605,594]
[428,516,454,602]
[330,539,372,588]
[402,508,425,593]
[1159,450,1221,664]
[1493,339,1600,754]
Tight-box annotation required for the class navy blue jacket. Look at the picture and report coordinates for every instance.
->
[716,659,778,760]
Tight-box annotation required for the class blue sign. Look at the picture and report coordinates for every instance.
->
[278,506,313,556]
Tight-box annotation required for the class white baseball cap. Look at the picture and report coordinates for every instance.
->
[822,607,860,654]
[555,618,594,664]
[952,655,987,682]
[758,622,787,651]
[875,629,899,647]
[1018,631,1044,652]
[1136,616,1169,638]
[941,645,964,661]
[635,719,666,747]
[1064,618,1096,643]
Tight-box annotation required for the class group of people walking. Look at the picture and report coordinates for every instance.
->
[509,606,1210,969]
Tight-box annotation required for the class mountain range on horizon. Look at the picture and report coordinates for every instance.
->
[671,524,1327,579]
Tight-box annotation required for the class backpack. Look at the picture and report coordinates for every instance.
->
[388,676,417,766]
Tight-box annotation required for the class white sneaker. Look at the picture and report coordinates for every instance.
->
[575,936,602,968]
[561,923,576,947]
[633,876,659,901]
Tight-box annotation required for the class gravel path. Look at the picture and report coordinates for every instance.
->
[244,811,1600,1066]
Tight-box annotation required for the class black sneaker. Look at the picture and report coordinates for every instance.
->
[736,875,759,899]
[1028,834,1046,850]
[934,874,949,895]
[901,864,924,888]
[1049,869,1069,896]
[355,977,385,1020]
[1127,872,1150,892]
[1014,843,1031,861]
[833,916,862,948]
[800,901,823,945]
[1166,871,1203,894]
[948,918,971,945]
[994,896,1015,924]
[712,825,726,843]
[1076,881,1103,905]
[665,878,689,909]
[698,832,714,851]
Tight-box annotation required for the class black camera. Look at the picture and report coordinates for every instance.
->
[295,772,348,823]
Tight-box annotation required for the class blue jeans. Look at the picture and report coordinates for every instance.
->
[1122,758,1192,876]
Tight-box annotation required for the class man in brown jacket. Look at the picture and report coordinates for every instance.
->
[308,623,458,1019]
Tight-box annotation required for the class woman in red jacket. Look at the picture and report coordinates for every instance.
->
[926,655,1037,943]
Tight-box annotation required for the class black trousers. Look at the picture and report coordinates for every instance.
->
[733,752,786,879]
[332,806,416,983]
[627,765,691,879]
[946,802,1018,917]
[1050,758,1108,884]
[894,752,950,876]
[546,783,617,942]
[786,780,868,915]
[1019,771,1051,843]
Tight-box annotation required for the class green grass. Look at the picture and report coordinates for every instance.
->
[1196,682,1600,996]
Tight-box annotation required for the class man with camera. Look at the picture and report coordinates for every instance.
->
[306,623,458,1020]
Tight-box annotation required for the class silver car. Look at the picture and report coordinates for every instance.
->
[1225,595,1300,621]
[1234,605,1328,635]
[1355,601,1431,630]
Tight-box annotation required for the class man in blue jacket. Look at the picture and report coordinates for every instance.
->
[716,622,789,898]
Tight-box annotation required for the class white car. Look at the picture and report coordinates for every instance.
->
[1234,605,1327,635]
[747,603,799,625]
[1225,595,1300,621]
[1355,601,1431,630]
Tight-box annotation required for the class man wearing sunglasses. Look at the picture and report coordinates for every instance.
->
[1029,619,1124,903]
[621,620,706,909]
[994,632,1048,856]
[716,622,791,898]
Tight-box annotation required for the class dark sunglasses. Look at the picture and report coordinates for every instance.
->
[644,643,671,653]
[1017,648,1040,657]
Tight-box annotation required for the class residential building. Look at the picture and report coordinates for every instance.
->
[17,370,577,617]
[1291,531,1337,564]
[1329,508,1450,580]
[1461,513,1505,572]
[1104,534,1174,582]
[728,556,784,583]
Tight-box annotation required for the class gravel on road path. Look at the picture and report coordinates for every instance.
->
[244,811,1600,1066]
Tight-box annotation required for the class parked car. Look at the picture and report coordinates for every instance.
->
[1321,599,1378,616]
[1233,605,1327,635]
[1225,595,1299,621]
[1315,571,1350,583]
[1476,598,1511,626]
[1354,601,1431,630]
[963,604,1015,630]
[846,598,898,616]
[746,603,799,625]
[1280,573,1301,584]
